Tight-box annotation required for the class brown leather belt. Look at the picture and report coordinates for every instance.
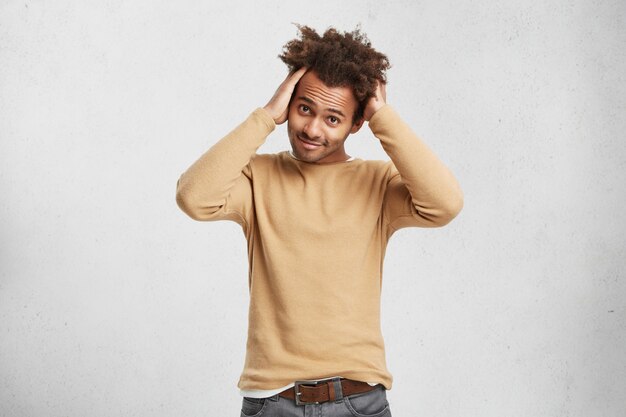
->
[279,378,379,405]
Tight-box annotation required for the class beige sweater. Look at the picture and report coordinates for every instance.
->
[176,105,463,390]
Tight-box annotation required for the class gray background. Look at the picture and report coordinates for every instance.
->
[1,1,625,416]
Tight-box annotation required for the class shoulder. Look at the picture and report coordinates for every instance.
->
[249,152,286,165]
[341,159,396,187]
[359,158,392,169]
[353,158,396,176]
[248,151,294,173]
[250,153,277,164]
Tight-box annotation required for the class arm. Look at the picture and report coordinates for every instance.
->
[176,68,308,223]
[364,83,464,230]
[175,108,274,223]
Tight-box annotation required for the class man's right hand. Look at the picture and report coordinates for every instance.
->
[263,67,308,125]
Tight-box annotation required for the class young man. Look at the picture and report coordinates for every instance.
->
[176,26,463,417]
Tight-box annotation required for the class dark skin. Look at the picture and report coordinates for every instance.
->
[264,68,387,163]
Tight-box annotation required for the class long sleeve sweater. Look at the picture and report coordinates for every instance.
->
[176,105,463,391]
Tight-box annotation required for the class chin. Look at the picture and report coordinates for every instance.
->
[293,150,315,162]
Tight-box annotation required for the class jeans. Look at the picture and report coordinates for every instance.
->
[240,384,392,417]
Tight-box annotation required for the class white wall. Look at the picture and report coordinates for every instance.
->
[1,1,625,416]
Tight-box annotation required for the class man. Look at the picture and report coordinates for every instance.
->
[176,25,463,417]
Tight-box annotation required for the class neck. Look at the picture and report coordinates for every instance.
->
[288,151,354,163]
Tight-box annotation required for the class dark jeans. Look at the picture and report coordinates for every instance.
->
[240,384,392,417]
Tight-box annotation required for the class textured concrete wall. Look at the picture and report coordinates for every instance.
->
[1,1,625,416]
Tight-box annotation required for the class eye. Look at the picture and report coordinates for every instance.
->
[328,116,340,125]
[299,105,311,113]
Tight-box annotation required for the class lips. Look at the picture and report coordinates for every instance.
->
[297,134,323,150]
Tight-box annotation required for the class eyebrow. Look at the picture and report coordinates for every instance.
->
[297,96,346,119]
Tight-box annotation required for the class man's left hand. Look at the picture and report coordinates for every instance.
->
[363,80,387,121]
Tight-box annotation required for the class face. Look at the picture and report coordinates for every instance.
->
[287,71,363,164]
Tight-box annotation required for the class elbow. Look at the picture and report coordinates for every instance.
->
[175,182,214,221]
[425,190,464,227]
[444,192,464,224]
[176,189,200,220]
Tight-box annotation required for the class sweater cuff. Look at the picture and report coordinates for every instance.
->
[367,104,398,134]
[251,107,277,133]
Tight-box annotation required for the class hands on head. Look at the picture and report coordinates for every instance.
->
[263,67,308,125]
[363,80,386,122]
[264,66,387,125]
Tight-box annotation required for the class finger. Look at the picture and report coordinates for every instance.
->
[372,80,386,101]
[287,66,308,86]
[379,81,387,101]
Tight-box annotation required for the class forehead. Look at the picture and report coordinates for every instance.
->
[294,71,357,116]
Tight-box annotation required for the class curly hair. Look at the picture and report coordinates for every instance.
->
[279,25,390,122]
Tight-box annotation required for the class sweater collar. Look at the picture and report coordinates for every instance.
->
[287,151,355,163]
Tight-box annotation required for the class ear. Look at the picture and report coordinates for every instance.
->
[350,118,364,134]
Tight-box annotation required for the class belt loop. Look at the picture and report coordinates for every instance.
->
[332,377,344,402]
[327,381,336,401]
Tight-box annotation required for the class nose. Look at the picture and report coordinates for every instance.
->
[303,118,322,140]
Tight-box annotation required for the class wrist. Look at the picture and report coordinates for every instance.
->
[263,104,277,120]
[365,101,386,121]
[263,104,286,124]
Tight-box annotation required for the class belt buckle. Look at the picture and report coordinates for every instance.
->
[294,377,333,406]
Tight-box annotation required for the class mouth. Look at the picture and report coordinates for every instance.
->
[297,134,323,150]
